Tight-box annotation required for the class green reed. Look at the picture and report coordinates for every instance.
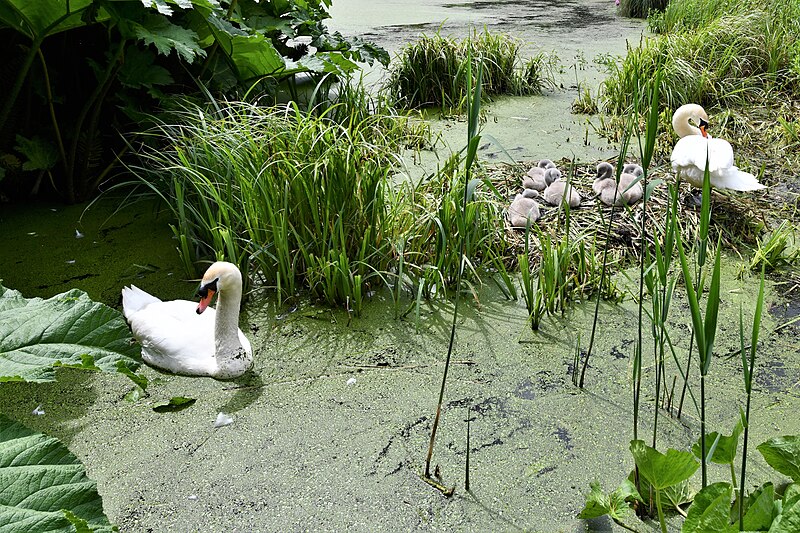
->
[601,0,799,115]
[387,29,557,112]
[130,86,419,312]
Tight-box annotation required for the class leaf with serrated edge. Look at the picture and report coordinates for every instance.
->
[0,415,116,532]
[0,285,141,382]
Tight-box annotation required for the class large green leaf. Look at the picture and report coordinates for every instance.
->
[630,440,700,490]
[758,436,800,483]
[681,482,732,533]
[734,482,776,531]
[0,285,140,383]
[771,485,800,533]
[692,420,743,466]
[0,0,96,39]
[0,415,116,532]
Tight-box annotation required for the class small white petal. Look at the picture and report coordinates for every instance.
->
[65,260,76,264]
[214,412,234,428]
[75,229,84,239]
[346,377,357,386]
[32,405,45,416]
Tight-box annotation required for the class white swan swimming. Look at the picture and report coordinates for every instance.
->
[542,168,582,207]
[524,159,556,191]
[670,103,765,191]
[593,162,643,206]
[122,261,253,379]
[508,188,541,228]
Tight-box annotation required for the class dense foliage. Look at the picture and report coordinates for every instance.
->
[0,0,387,203]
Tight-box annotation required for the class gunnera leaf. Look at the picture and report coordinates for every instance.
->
[0,414,116,532]
[0,285,141,382]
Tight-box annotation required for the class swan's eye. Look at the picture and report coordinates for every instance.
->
[197,278,219,297]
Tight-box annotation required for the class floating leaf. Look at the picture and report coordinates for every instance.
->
[153,396,196,413]
[681,482,732,533]
[116,360,148,392]
[578,479,642,521]
[0,415,116,532]
[630,440,699,490]
[0,285,141,382]
[757,436,800,482]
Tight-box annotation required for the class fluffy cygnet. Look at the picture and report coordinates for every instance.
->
[508,188,541,228]
[542,168,582,208]
[524,159,557,191]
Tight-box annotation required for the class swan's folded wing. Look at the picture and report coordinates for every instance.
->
[128,300,218,375]
[707,138,735,173]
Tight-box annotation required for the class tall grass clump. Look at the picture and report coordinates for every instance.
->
[617,0,667,20]
[386,29,557,112]
[601,0,800,115]
[392,154,511,301]
[131,89,424,312]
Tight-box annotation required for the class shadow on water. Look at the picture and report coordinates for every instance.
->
[0,368,97,447]
[218,371,265,414]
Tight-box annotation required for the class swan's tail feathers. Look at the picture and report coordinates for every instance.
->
[121,285,161,319]
[722,169,767,191]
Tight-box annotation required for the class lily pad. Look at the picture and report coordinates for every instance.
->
[0,414,116,532]
[0,285,141,382]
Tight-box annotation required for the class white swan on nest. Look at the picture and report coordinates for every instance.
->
[670,103,765,191]
[122,261,253,379]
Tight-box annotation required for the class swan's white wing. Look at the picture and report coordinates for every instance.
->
[707,138,734,173]
[122,285,162,318]
[127,300,219,376]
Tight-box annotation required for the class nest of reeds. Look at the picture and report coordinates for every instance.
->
[482,158,792,267]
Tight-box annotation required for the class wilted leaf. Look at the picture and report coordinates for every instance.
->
[758,436,800,482]
[682,482,732,533]
[0,415,116,532]
[0,285,141,382]
[153,396,196,413]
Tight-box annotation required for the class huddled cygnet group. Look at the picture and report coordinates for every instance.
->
[507,158,646,230]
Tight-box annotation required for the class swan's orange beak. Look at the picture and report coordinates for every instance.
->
[197,290,215,314]
[700,124,708,138]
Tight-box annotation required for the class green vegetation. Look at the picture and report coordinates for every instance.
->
[0,0,387,202]
[386,29,557,112]
[617,0,668,19]
[0,415,117,532]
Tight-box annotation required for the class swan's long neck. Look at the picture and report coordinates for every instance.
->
[673,104,705,138]
[214,284,248,377]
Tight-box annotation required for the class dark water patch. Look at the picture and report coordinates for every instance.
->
[754,358,795,394]
[554,426,574,451]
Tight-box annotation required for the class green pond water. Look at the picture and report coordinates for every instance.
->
[2,1,800,531]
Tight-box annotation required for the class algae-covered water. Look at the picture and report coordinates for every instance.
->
[2,1,800,532]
